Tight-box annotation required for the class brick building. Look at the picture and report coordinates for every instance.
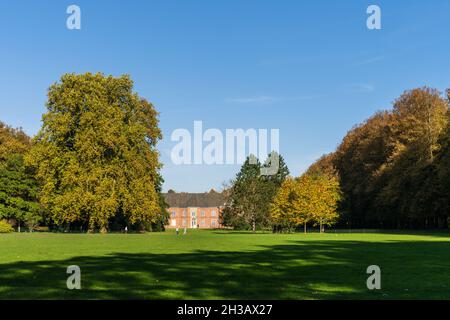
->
[163,191,226,229]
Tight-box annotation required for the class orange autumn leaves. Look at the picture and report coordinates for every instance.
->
[25,73,163,232]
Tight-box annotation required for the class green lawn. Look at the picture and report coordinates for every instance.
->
[0,229,449,299]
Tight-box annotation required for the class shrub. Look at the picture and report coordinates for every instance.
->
[0,220,14,233]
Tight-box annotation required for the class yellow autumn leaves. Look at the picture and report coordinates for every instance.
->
[270,174,341,233]
[25,73,163,232]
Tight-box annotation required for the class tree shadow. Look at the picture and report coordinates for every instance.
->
[213,229,450,237]
[1,240,449,299]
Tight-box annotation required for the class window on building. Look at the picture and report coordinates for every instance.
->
[211,220,216,227]
[171,211,176,218]
[201,210,205,217]
[211,210,216,217]
[201,219,205,226]
[191,211,195,217]
[182,219,187,226]
[182,210,187,217]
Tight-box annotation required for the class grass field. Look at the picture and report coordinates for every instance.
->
[0,229,449,299]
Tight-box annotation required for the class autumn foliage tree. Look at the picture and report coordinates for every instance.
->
[270,177,304,232]
[270,174,341,233]
[26,73,163,233]
[307,174,341,232]
[221,153,289,231]
[319,87,450,229]
[377,88,449,227]
[434,115,450,215]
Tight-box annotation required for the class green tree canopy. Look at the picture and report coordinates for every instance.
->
[26,73,163,232]
[0,122,40,231]
[327,87,449,228]
[221,153,289,231]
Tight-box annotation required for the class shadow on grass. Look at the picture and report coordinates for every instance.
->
[1,240,449,300]
[212,229,450,237]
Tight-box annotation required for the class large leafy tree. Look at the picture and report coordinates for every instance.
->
[26,73,163,232]
[0,121,30,158]
[270,177,310,233]
[429,95,450,224]
[0,122,40,231]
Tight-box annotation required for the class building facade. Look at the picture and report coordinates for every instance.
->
[163,191,225,229]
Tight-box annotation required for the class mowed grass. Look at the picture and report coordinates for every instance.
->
[1,229,450,299]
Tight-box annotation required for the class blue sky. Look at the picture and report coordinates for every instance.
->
[1,0,450,192]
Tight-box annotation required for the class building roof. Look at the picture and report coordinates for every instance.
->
[163,191,226,208]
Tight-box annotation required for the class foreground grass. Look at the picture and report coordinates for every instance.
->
[0,230,449,299]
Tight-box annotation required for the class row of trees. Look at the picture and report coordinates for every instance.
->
[220,153,341,232]
[222,86,449,231]
[1,73,168,232]
[3,77,447,232]
[308,87,449,229]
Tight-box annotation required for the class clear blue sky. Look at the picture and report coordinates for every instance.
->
[1,0,450,192]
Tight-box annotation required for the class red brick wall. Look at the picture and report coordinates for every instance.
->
[166,207,222,229]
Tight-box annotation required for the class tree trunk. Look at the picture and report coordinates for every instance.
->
[304,222,307,234]
[88,220,96,233]
[319,220,323,233]
[252,220,256,233]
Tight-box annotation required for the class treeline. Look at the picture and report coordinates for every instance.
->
[220,153,341,232]
[220,154,290,231]
[0,73,168,233]
[309,87,450,229]
[2,79,448,233]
